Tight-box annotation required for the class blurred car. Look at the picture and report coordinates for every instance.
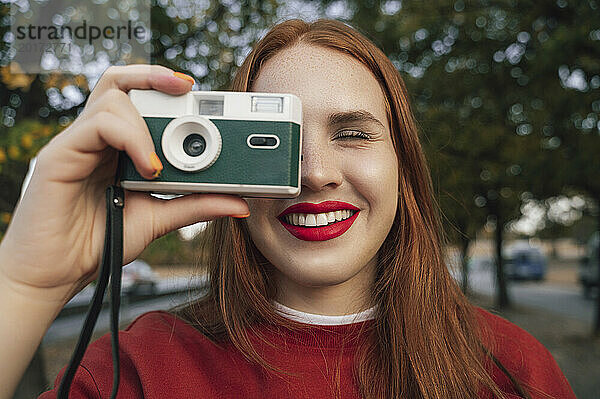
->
[467,255,495,272]
[503,242,546,281]
[121,259,159,296]
[578,231,599,298]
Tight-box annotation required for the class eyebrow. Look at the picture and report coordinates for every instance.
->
[327,110,386,129]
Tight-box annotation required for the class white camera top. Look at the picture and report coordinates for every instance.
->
[128,89,302,123]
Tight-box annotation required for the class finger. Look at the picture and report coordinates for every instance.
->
[126,191,251,240]
[88,65,194,104]
[43,112,157,182]
[83,88,152,143]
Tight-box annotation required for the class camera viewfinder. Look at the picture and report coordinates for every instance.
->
[252,96,283,113]
[199,99,224,116]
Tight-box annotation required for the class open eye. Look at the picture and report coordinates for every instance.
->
[335,130,372,140]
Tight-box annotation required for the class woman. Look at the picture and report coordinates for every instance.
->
[0,19,574,399]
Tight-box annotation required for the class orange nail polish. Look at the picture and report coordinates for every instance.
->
[149,152,163,178]
[173,72,195,84]
[230,213,250,218]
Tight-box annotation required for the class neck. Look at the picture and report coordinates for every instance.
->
[273,256,377,316]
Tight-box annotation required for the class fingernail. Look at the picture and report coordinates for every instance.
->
[173,72,195,84]
[149,152,163,178]
[230,212,250,218]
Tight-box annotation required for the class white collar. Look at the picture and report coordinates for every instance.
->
[272,300,377,326]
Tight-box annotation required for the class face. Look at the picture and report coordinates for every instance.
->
[245,44,399,313]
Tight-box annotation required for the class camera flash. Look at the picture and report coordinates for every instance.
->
[252,96,283,113]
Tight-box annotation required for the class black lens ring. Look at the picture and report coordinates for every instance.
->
[183,133,206,157]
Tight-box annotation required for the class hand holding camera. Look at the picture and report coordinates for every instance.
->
[0,65,253,308]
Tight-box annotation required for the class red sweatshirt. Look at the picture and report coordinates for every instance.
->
[39,307,575,398]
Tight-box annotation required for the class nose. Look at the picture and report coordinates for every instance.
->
[300,138,343,193]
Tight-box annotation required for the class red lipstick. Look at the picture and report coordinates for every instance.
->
[277,201,360,241]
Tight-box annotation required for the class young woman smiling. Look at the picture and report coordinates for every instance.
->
[0,19,575,399]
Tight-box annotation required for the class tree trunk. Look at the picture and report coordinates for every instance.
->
[460,237,471,295]
[551,238,559,260]
[594,196,600,336]
[494,209,510,308]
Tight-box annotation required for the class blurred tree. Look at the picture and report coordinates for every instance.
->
[150,0,281,90]
[140,228,206,266]
[526,195,590,258]
[0,120,59,240]
[511,0,600,335]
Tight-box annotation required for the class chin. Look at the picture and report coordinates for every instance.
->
[276,262,363,288]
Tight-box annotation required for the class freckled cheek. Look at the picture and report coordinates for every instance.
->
[244,199,274,230]
[245,199,261,214]
[244,199,276,250]
[346,156,399,215]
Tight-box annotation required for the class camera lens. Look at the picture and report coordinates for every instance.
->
[183,134,206,157]
[162,116,222,172]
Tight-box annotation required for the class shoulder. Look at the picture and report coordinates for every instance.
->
[475,307,543,350]
[122,309,201,338]
[97,310,229,360]
[474,307,576,399]
[475,307,550,373]
[87,310,217,353]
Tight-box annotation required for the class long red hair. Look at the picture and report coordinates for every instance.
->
[173,19,522,398]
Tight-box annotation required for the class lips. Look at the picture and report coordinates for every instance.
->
[278,201,360,218]
[277,201,360,241]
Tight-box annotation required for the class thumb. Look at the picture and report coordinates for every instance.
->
[128,191,251,239]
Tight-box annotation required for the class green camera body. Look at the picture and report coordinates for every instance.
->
[118,89,302,198]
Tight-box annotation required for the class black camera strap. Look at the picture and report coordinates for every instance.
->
[57,185,124,398]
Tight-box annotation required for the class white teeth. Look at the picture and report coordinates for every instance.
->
[335,210,342,221]
[284,210,357,227]
[305,214,317,226]
[316,213,328,226]
[327,211,336,223]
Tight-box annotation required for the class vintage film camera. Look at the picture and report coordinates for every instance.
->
[118,89,302,198]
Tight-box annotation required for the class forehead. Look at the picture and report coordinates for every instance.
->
[251,44,388,124]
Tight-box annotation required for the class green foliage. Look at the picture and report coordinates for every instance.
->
[150,0,282,90]
[0,120,60,238]
[139,230,201,265]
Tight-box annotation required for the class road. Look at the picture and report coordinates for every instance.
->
[63,275,207,308]
[464,268,594,323]
[43,277,207,344]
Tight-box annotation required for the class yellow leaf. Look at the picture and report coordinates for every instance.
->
[41,126,53,137]
[45,74,60,89]
[0,212,11,225]
[0,148,6,163]
[1,63,36,91]
[8,145,20,159]
[74,74,88,90]
[21,134,33,149]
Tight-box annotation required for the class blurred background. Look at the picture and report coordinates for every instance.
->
[1,0,599,397]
